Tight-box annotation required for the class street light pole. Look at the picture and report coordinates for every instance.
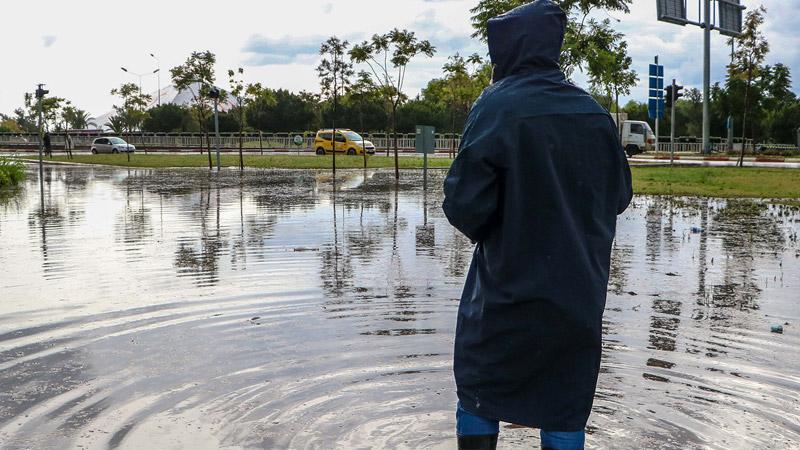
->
[150,53,161,106]
[121,67,143,93]
[36,84,46,202]
[702,0,711,155]
[121,66,158,101]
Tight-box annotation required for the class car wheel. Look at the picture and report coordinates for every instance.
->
[112,148,119,154]
[316,147,325,155]
[625,145,639,158]
[91,148,97,154]
[347,148,356,156]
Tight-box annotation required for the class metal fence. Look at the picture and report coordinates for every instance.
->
[0,132,464,153]
[2,132,795,154]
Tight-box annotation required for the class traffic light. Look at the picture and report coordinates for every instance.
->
[664,84,684,108]
[664,85,674,108]
[674,84,684,101]
[35,85,49,99]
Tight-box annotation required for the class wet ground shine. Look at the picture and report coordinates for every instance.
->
[0,166,798,449]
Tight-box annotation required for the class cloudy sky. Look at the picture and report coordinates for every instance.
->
[1,0,796,118]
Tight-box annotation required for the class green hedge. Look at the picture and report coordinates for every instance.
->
[0,157,25,187]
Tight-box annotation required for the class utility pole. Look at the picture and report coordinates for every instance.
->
[656,0,746,155]
[35,84,48,203]
[702,0,711,154]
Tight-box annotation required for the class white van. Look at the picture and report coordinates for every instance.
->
[618,121,656,157]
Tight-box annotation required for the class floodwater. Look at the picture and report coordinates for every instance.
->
[0,166,798,450]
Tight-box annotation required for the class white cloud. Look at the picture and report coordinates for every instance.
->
[42,35,57,48]
[0,0,795,118]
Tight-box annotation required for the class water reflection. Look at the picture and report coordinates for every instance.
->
[0,166,798,449]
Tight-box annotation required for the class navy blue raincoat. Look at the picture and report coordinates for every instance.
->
[443,0,633,431]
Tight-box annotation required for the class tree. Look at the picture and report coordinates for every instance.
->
[228,67,252,171]
[171,51,218,169]
[440,53,488,157]
[28,95,67,133]
[347,71,380,168]
[61,106,92,130]
[318,36,354,175]
[110,82,152,153]
[105,115,126,135]
[728,5,768,166]
[766,102,800,144]
[347,71,379,132]
[350,29,435,179]
[0,114,22,133]
[13,94,39,133]
[244,89,316,132]
[585,20,637,136]
[760,63,794,112]
[470,0,631,78]
[243,83,276,133]
[143,104,188,132]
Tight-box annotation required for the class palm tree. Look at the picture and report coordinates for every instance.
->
[105,115,126,135]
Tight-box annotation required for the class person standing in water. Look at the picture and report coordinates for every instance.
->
[43,132,52,157]
[442,1,633,449]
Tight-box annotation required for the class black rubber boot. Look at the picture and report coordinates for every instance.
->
[457,434,498,450]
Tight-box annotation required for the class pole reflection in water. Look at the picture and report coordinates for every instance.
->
[0,166,798,449]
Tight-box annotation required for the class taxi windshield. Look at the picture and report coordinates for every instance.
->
[343,131,363,141]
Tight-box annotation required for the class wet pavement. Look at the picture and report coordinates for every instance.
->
[0,166,798,449]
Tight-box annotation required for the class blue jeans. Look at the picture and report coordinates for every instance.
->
[456,402,585,450]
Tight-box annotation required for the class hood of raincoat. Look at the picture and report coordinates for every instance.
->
[487,0,566,82]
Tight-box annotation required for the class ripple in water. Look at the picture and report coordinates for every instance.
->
[0,167,798,449]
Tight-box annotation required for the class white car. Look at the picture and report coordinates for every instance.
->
[91,137,135,154]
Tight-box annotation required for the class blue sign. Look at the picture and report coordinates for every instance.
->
[648,64,664,77]
[648,77,664,90]
[649,99,665,118]
[648,63,665,119]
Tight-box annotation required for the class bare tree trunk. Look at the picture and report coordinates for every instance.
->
[738,79,751,168]
[332,103,337,179]
[206,132,212,170]
[392,105,399,179]
[360,110,367,169]
[239,127,244,171]
[386,101,391,157]
[450,106,456,158]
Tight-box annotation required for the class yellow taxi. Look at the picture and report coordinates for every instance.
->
[314,129,376,155]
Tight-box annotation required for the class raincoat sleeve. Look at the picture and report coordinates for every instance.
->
[618,157,633,214]
[442,108,508,243]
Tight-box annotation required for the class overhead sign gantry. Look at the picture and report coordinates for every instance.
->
[656,0,746,153]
